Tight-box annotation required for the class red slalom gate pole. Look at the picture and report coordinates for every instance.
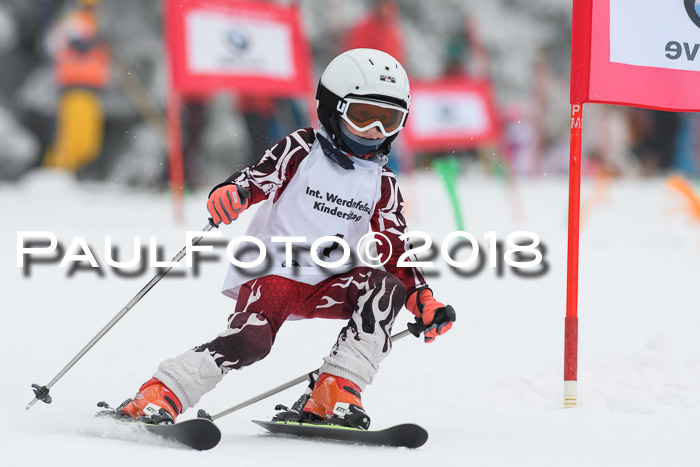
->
[564,103,583,408]
[166,86,185,224]
[164,0,185,225]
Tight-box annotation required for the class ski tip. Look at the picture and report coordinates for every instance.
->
[393,423,428,449]
[96,409,222,451]
[147,418,222,451]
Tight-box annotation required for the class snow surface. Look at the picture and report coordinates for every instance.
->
[2,170,700,466]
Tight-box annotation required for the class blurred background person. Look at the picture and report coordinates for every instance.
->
[672,113,698,177]
[42,0,109,172]
[228,0,309,173]
[341,0,404,63]
[628,109,680,176]
[236,95,307,170]
[413,19,496,174]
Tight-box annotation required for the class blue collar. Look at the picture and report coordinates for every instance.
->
[317,133,355,170]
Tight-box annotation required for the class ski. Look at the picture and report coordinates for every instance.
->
[253,419,428,449]
[96,403,221,451]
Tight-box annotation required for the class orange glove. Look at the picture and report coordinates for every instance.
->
[406,287,455,343]
[207,184,249,225]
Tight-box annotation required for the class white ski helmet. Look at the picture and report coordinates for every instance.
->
[316,48,410,157]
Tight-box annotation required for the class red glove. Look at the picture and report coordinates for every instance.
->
[207,184,249,225]
[406,287,454,343]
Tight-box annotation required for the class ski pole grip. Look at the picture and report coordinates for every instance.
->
[207,185,250,228]
[407,305,456,338]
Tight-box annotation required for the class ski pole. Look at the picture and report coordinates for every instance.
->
[26,221,221,410]
[25,187,251,410]
[203,306,456,422]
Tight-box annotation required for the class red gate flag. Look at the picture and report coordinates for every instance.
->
[565,0,700,408]
[571,0,700,111]
[165,0,312,98]
[403,77,500,152]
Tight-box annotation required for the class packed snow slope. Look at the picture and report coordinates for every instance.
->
[2,170,699,466]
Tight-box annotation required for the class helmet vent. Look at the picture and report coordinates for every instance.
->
[368,59,374,65]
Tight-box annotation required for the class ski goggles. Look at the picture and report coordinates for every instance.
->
[338,98,408,137]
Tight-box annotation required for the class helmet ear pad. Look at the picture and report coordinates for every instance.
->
[316,82,345,150]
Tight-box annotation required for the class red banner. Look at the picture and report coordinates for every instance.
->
[165,0,312,97]
[402,78,500,153]
[571,0,700,111]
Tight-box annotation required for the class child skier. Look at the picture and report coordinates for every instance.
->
[119,48,455,429]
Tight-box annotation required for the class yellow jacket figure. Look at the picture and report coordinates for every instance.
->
[44,0,110,171]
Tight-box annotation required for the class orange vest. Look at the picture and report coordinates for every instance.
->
[54,11,110,88]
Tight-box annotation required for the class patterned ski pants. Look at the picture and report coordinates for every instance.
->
[154,267,406,411]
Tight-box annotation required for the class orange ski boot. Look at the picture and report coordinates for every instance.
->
[119,378,182,424]
[303,373,370,430]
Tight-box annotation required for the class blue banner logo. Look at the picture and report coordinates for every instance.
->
[685,0,700,28]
